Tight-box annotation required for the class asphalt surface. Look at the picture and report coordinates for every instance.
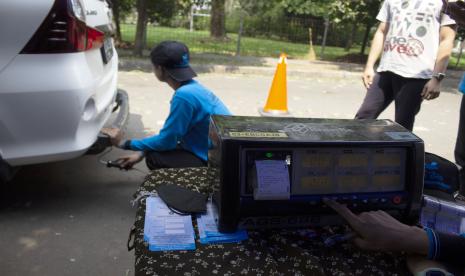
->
[0,70,462,276]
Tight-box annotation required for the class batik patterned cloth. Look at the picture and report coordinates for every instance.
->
[131,167,409,276]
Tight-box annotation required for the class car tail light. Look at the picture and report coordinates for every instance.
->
[21,0,105,54]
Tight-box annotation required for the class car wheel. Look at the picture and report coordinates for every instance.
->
[0,158,13,186]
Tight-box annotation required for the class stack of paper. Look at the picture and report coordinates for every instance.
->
[197,202,248,244]
[254,160,290,200]
[144,196,196,251]
[420,195,465,235]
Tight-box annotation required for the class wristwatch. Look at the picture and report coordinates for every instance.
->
[415,267,453,276]
[433,73,446,82]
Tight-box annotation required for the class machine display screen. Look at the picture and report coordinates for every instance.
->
[244,147,406,197]
[293,148,406,194]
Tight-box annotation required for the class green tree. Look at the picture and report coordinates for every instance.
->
[237,0,278,14]
[111,0,134,42]
[237,0,327,17]
[280,0,328,17]
[177,0,208,14]
[147,0,177,25]
[329,0,383,55]
[133,0,181,56]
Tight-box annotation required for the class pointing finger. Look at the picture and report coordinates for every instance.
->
[324,199,361,228]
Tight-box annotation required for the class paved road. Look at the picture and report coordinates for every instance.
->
[0,71,462,276]
[121,71,462,160]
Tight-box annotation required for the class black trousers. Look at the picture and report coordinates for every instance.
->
[145,149,206,170]
[355,72,428,131]
[455,95,465,195]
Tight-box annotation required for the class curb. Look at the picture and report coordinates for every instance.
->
[119,58,361,79]
[119,57,462,93]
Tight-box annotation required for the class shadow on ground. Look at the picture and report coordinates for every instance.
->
[0,113,148,276]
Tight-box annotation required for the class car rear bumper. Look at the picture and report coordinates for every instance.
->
[86,89,130,154]
[0,50,119,166]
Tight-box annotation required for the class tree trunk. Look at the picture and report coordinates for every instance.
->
[210,0,225,39]
[360,23,371,55]
[133,0,148,57]
[345,22,357,51]
[112,0,122,43]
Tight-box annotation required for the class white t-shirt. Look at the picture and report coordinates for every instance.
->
[376,0,455,79]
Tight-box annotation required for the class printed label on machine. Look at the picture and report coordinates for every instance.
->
[229,132,288,138]
[385,132,417,140]
[254,160,290,200]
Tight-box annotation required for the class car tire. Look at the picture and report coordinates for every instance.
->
[0,157,12,186]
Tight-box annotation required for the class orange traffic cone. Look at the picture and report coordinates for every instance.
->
[259,53,289,116]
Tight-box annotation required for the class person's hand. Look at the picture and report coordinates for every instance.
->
[421,79,441,100]
[362,67,375,89]
[101,128,123,146]
[115,152,144,170]
[324,200,428,254]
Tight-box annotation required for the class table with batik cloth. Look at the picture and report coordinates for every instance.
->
[129,167,409,276]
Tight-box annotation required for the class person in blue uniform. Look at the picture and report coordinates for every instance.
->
[104,41,231,170]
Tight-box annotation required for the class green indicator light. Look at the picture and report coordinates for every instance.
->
[265,152,274,158]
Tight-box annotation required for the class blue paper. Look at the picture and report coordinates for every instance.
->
[197,202,248,244]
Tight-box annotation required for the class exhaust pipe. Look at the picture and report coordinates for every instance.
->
[86,89,129,155]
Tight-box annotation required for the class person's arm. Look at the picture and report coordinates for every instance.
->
[421,25,456,100]
[363,22,389,89]
[324,200,428,253]
[130,97,194,151]
[325,200,465,265]
[428,231,465,264]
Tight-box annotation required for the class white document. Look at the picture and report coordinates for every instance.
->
[421,195,465,236]
[254,160,290,200]
[198,201,219,236]
[144,196,195,251]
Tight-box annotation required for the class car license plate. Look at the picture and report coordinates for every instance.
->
[101,38,114,64]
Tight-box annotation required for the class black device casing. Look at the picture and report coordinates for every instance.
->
[208,116,424,233]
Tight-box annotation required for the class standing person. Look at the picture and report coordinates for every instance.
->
[104,41,231,170]
[445,0,465,194]
[355,0,456,131]
[455,75,465,194]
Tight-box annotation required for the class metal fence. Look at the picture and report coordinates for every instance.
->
[119,14,368,59]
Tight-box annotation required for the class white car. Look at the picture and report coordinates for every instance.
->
[0,0,128,183]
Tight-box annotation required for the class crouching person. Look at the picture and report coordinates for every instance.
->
[104,41,231,170]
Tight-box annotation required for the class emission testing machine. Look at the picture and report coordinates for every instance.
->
[208,116,424,232]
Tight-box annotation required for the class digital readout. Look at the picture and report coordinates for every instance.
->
[291,148,406,195]
[337,175,368,188]
[302,154,332,167]
[300,176,331,191]
[337,154,368,167]
[373,175,401,190]
[374,153,402,167]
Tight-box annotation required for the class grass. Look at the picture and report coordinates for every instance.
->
[450,53,465,71]
[120,24,362,60]
[120,24,465,70]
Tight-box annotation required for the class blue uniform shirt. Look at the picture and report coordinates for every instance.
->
[460,73,465,94]
[129,80,231,161]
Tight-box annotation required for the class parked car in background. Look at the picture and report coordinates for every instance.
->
[0,0,128,184]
